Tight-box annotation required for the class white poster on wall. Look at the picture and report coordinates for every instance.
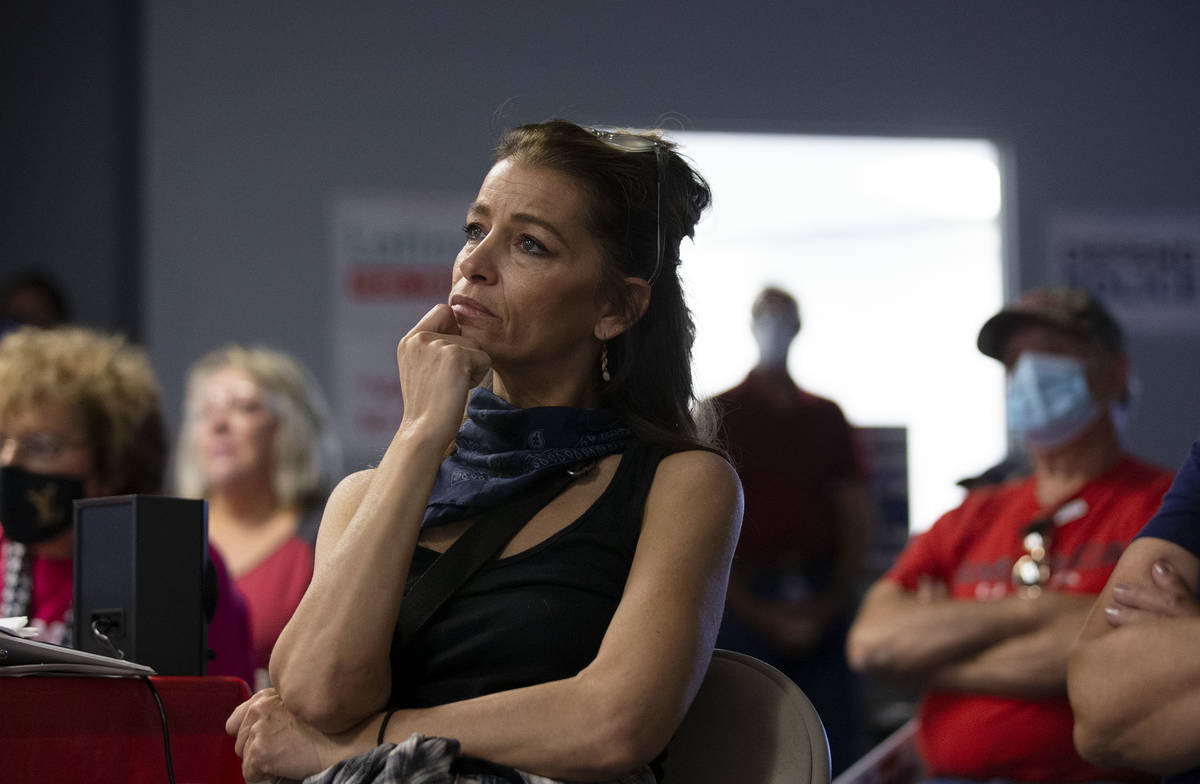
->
[331,191,470,467]
[1047,212,1200,332]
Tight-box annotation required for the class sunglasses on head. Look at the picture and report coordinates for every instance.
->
[1012,517,1052,597]
[586,127,666,286]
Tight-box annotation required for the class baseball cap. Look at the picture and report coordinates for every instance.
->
[976,287,1124,360]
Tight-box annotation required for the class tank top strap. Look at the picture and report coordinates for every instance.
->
[584,439,670,540]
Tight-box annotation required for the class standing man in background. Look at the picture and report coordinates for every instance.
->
[713,286,872,774]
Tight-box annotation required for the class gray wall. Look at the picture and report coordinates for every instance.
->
[139,1,1199,476]
[3,1,140,335]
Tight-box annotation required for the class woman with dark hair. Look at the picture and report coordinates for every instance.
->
[227,120,742,783]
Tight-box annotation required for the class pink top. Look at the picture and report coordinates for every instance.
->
[28,551,74,644]
[233,536,314,671]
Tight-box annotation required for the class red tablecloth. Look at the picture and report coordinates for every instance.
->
[0,675,249,784]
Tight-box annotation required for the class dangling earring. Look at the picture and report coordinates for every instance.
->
[600,343,611,383]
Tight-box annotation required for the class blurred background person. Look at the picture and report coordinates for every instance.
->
[174,344,341,687]
[0,270,71,332]
[712,285,871,774]
[0,326,253,681]
[847,287,1171,783]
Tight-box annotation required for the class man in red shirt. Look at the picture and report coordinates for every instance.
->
[847,288,1172,782]
[713,286,872,774]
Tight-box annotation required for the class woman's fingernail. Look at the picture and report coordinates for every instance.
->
[1105,605,1120,620]
[1154,561,1171,576]
[1113,585,1129,600]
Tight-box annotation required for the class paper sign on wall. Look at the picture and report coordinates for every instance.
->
[331,192,470,466]
[1047,213,1200,332]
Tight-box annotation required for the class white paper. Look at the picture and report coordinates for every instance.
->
[0,616,38,638]
[1048,212,1200,333]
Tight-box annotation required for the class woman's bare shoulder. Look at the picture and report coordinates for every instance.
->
[650,449,742,521]
[656,448,739,489]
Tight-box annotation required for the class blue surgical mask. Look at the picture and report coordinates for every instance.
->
[1006,351,1103,451]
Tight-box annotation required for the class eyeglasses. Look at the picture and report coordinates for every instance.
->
[1011,517,1052,597]
[586,127,667,285]
[0,431,88,468]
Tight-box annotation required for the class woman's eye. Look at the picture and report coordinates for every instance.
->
[518,234,548,255]
[463,222,486,242]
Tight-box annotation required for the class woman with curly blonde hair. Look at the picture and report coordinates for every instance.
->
[0,326,253,681]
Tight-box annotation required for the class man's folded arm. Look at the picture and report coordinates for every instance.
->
[847,579,1040,676]
[927,591,1093,697]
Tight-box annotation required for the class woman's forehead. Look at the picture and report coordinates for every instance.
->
[201,365,261,394]
[474,160,589,223]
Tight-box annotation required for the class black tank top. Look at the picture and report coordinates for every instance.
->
[388,439,664,709]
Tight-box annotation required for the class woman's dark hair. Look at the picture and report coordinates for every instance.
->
[495,119,714,452]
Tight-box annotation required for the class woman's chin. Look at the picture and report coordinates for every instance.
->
[202,468,257,495]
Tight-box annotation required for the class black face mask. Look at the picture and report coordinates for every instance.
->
[0,465,85,545]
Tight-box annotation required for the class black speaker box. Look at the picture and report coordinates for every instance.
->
[72,495,208,675]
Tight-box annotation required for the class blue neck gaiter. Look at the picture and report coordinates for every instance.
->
[421,388,631,528]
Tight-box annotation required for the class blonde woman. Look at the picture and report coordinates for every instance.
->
[175,345,340,684]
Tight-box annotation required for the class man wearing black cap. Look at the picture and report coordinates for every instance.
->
[847,287,1172,783]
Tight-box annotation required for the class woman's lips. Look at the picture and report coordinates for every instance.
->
[450,295,496,320]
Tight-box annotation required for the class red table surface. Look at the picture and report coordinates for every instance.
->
[0,675,250,784]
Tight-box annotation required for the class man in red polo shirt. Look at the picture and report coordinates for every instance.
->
[847,287,1171,783]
